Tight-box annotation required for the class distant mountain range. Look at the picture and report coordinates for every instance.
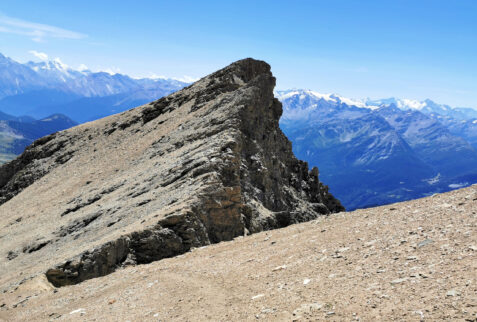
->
[0,53,188,122]
[1,51,476,210]
[0,52,190,163]
[0,111,76,163]
[277,90,477,210]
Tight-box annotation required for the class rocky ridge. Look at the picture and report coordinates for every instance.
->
[0,59,343,289]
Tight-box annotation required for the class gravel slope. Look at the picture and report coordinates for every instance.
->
[1,185,476,321]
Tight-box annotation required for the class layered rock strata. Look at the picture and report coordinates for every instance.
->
[0,58,343,288]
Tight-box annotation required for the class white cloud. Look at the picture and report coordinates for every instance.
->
[29,50,48,61]
[0,14,86,42]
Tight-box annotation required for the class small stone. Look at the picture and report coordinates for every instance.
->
[252,294,265,300]
[303,279,311,285]
[415,310,424,320]
[365,240,377,247]
[48,313,61,319]
[261,308,275,314]
[446,290,460,297]
[417,239,433,248]
[69,308,86,315]
[292,303,323,316]
[272,265,287,271]
[391,278,408,285]
[6,251,18,260]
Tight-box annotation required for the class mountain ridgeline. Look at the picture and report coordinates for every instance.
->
[1,51,476,211]
[0,59,343,289]
[278,90,477,210]
[0,53,188,122]
[0,111,77,164]
[0,52,189,162]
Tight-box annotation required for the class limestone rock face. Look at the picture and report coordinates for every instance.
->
[0,58,343,288]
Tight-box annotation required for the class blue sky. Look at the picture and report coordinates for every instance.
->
[0,0,476,107]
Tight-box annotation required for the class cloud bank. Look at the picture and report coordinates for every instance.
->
[0,14,86,42]
[29,50,48,60]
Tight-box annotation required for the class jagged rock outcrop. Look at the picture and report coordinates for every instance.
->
[0,58,343,288]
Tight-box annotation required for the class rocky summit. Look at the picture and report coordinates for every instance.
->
[0,59,343,290]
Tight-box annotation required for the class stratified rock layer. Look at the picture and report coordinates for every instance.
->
[0,58,343,288]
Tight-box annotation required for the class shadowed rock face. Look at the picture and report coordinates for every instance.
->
[0,58,343,288]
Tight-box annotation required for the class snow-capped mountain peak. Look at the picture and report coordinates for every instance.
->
[25,57,79,82]
[276,89,367,109]
[366,97,427,110]
[27,58,70,72]
[365,97,458,115]
[277,89,476,120]
[0,52,191,113]
[329,93,367,108]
